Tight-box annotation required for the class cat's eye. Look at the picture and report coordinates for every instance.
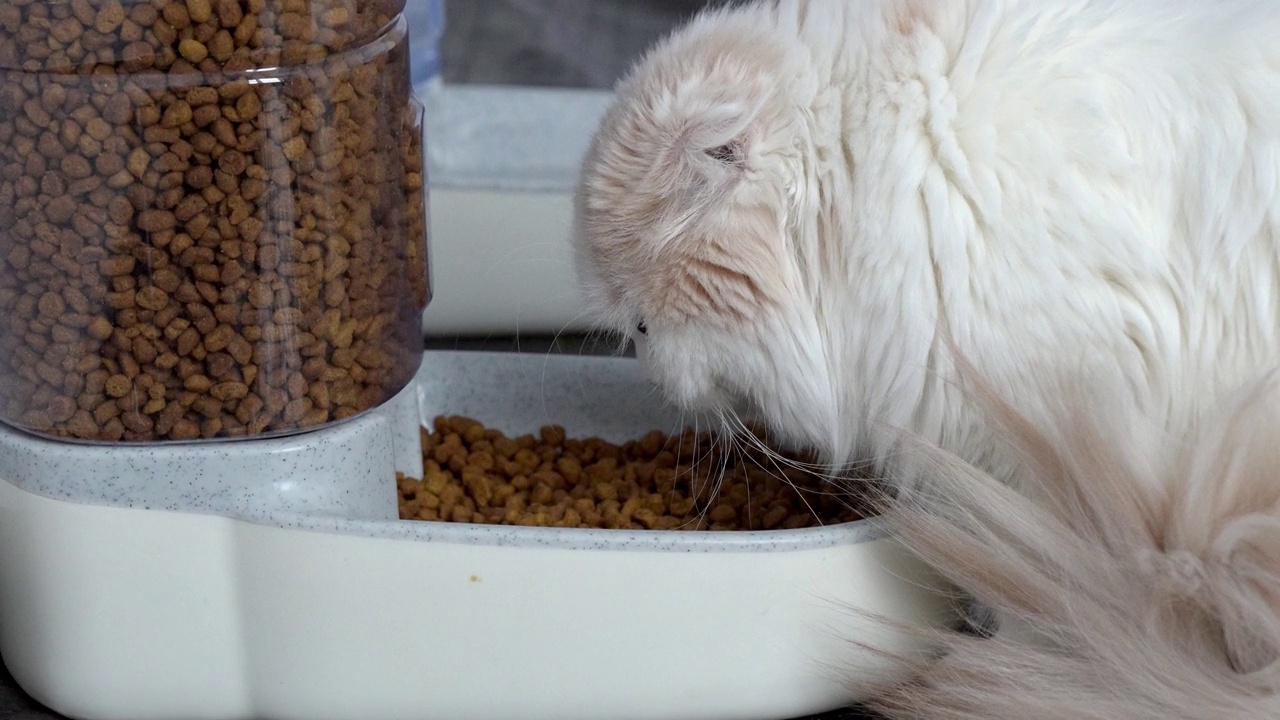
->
[706,142,740,164]
[636,321,647,336]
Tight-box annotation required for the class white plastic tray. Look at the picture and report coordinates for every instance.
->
[0,351,955,720]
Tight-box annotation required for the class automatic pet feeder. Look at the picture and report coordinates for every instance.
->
[0,2,955,718]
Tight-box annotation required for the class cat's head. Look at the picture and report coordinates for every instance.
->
[573,7,851,460]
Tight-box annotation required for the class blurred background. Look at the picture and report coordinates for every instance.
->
[439,0,720,88]
[411,0,728,345]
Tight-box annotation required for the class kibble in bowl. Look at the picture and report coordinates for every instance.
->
[0,0,429,442]
[397,416,869,531]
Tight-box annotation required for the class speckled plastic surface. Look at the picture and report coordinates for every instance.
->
[0,351,956,720]
[0,368,421,523]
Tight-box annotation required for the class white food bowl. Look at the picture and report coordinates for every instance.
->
[0,351,955,720]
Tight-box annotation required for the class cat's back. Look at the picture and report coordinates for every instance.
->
[922,0,1280,220]
[870,0,1280,436]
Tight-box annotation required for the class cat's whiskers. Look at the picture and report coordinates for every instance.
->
[718,411,840,483]
[685,414,717,530]
[672,415,701,526]
[545,309,594,359]
[717,410,870,522]
[718,412,830,476]
[700,415,729,530]
[665,409,688,525]
[714,421,758,526]
[735,438,754,529]
[710,423,733,525]
[710,411,811,523]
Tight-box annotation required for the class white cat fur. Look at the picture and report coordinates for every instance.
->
[863,364,1280,718]
[574,0,1280,484]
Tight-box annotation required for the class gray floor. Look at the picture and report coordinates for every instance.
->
[443,0,725,88]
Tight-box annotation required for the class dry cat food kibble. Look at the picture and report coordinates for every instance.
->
[0,0,429,442]
[397,416,869,531]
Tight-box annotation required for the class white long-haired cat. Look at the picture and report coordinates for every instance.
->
[573,0,1280,716]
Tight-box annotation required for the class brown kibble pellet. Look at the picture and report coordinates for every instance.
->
[179,38,209,64]
[104,375,131,399]
[210,381,248,401]
[161,100,194,128]
[137,210,177,233]
[321,7,350,28]
[95,1,126,34]
[282,136,307,161]
[86,317,114,341]
[708,505,738,524]
[135,287,169,312]
[61,155,92,179]
[47,397,78,424]
[397,418,869,532]
[66,411,100,439]
[170,418,201,441]
[235,92,261,121]
[762,505,790,529]
[184,374,213,393]
[540,424,566,447]
[187,0,213,24]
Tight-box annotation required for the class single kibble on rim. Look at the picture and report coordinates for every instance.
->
[0,0,431,443]
[397,417,873,531]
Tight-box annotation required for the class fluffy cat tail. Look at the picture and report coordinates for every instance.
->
[866,371,1280,719]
